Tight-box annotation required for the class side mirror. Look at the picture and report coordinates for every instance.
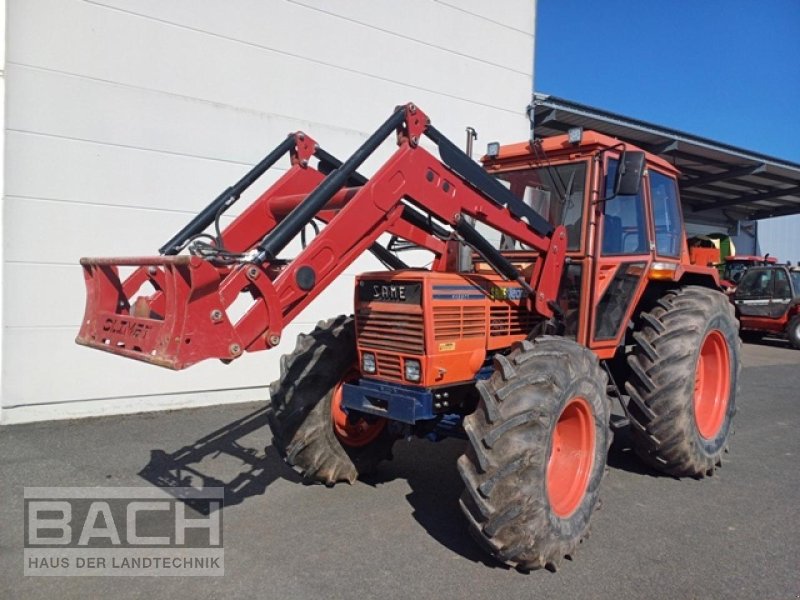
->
[615,150,645,196]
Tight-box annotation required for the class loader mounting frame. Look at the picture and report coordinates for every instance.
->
[77,104,566,369]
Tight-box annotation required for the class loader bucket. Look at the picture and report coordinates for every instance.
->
[76,256,246,370]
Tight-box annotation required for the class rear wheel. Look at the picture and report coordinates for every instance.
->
[626,286,741,476]
[266,316,395,485]
[788,315,800,350]
[457,337,610,570]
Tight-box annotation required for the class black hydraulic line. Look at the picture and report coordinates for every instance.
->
[253,108,406,263]
[400,205,450,239]
[369,243,408,270]
[424,125,555,239]
[159,135,296,255]
[453,215,533,293]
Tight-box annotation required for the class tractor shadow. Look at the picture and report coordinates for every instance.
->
[742,335,792,350]
[365,438,501,568]
[136,404,494,564]
[136,404,658,563]
[373,422,665,566]
[604,416,662,477]
[138,404,301,514]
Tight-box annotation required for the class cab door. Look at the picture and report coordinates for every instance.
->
[589,156,652,356]
[649,169,684,261]
[734,269,774,318]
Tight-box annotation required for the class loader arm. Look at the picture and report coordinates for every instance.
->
[77,104,566,369]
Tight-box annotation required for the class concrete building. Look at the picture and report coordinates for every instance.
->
[759,215,800,264]
[529,93,800,263]
[0,0,536,423]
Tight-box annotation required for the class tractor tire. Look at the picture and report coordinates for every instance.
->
[788,315,800,350]
[625,286,741,477]
[266,315,395,485]
[457,337,610,571]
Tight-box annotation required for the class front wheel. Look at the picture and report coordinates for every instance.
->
[266,316,395,485]
[788,315,800,350]
[626,286,741,477]
[457,337,610,571]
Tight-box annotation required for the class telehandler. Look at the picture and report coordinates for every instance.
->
[77,103,740,570]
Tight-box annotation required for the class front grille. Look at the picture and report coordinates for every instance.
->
[433,306,486,340]
[489,305,538,337]
[374,352,403,380]
[356,308,424,355]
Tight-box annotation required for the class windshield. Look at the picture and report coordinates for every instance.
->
[496,162,586,251]
[724,262,748,283]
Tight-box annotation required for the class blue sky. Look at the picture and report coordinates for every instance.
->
[535,1,800,163]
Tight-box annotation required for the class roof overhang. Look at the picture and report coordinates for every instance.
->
[530,93,800,224]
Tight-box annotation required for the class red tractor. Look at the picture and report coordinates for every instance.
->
[77,104,740,570]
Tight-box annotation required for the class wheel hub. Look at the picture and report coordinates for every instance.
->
[331,372,385,447]
[693,330,731,439]
[547,396,595,518]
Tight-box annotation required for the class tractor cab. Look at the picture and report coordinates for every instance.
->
[480,130,712,351]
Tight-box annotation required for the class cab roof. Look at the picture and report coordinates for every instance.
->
[727,255,777,263]
[482,130,679,175]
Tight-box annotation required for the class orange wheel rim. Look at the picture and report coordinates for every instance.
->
[693,330,731,439]
[331,370,385,447]
[547,397,595,518]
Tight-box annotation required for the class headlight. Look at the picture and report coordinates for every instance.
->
[361,352,376,374]
[404,359,421,382]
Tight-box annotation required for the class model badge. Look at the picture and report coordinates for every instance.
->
[358,280,421,304]
[489,286,525,301]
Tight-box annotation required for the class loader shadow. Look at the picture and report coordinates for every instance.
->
[138,404,301,514]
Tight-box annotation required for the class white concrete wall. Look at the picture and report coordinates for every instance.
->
[0,0,6,424]
[1,0,535,423]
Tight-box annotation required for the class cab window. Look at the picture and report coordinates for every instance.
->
[602,159,648,255]
[649,171,682,257]
[737,269,773,297]
[773,269,791,299]
[497,162,586,251]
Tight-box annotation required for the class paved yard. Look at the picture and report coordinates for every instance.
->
[1,341,798,599]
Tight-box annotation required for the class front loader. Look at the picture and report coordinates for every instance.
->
[77,103,740,570]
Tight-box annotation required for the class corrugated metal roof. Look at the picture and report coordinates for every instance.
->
[531,93,800,221]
